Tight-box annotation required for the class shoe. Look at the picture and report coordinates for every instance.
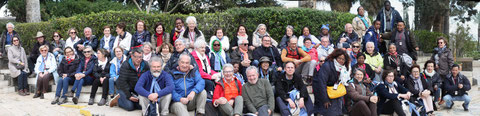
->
[72,97,78,104]
[65,91,74,97]
[51,97,59,105]
[446,102,454,109]
[88,98,94,105]
[196,113,205,116]
[98,98,106,106]
[33,92,40,98]
[109,94,120,107]
[58,97,67,105]
[24,89,30,95]
[40,93,44,99]
[462,103,468,111]
[438,100,445,105]
[18,89,26,96]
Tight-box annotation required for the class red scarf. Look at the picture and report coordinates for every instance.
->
[155,32,164,46]
[389,52,400,65]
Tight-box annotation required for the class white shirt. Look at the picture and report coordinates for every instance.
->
[65,37,80,53]
[113,32,132,51]
[103,35,111,50]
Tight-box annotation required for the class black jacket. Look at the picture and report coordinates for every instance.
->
[404,75,433,102]
[376,82,409,115]
[443,73,471,96]
[93,59,111,79]
[421,71,443,89]
[313,60,340,111]
[352,63,375,80]
[57,55,81,78]
[383,53,410,84]
[275,72,308,100]
[74,35,99,58]
[252,46,282,67]
[116,57,150,98]
[30,41,52,58]
[75,56,97,78]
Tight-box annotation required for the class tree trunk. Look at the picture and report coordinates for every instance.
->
[146,0,153,13]
[329,0,353,12]
[478,22,480,50]
[359,0,385,19]
[26,0,41,22]
[132,0,143,11]
[299,0,316,9]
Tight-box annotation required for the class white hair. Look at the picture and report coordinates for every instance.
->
[344,23,352,31]
[366,42,375,47]
[175,39,185,45]
[84,27,92,32]
[142,42,154,50]
[149,56,163,66]
[223,63,234,72]
[246,66,259,75]
[237,38,248,46]
[193,40,207,49]
[186,16,197,25]
[84,45,93,52]
[178,53,191,64]
[6,22,14,29]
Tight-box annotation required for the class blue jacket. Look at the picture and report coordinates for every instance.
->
[135,70,174,98]
[99,35,116,52]
[362,26,380,53]
[170,68,205,102]
[443,73,471,96]
[75,56,97,77]
[376,7,402,33]
[131,31,151,48]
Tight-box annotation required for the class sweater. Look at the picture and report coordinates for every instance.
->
[242,79,275,113]
[135,71,174,99]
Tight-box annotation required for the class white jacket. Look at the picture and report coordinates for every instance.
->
[113,32,133,51]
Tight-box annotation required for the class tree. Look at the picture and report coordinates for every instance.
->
[299,0,317,8]
[26,0,41,22]
[474,13,480,50]
[328,0,355,12]
[450,24,476,57]
[358,0,385,18]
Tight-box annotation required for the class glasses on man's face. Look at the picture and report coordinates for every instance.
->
[223,70,233,74]
[213,44,220,46]
[133,55,143,59]
[83,51,91,54]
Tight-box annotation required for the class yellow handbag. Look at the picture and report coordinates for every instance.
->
[326,83,347,99]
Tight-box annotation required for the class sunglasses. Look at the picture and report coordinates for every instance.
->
[353,46,360,48]
[40,50,48,52]
[70,32,76,34]
[241,43,248,46]
[83,51,92,53]
[319,60,325,62]
[213,44,220,46]
[54,35,60,37]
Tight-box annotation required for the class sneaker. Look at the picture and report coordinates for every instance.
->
[462,103,468,111]
[72,97,78,104]
[58,97,67,105]
[88,98,94,105]
[109,94,120,107]
[33,92,40,98]
[18,89,26,96]
[65,91,74,97]
[98,98,106,106]
[24,89,30,95]
[51,97,59,105]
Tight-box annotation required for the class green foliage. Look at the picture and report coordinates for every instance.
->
[450,24,476,57]
[14,7,356,53]
[465,51,480,60]
[413,30,448,53]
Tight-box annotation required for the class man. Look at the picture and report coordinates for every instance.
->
[75,27,99,58]
[363,20,385,54]
[164,39,196,72]
[382,21,419,60]
[275,62,314,116]
[336,23,359,48]
[109,48,150,111]
[352,6,372,39]
[253,35,283,71]
[316,36,334,60]
[280,37,314,80]
[28,32,52,75]
[0,22,19,58]
[212,64,243,116]
[170,53,207,116]
[242,66,275,116]
[443,64,471,111]
[135,56,173,115]
[230,38,254,79]
[376,0,403,33]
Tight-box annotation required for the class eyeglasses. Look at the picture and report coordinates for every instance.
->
[13,40,19,42]
[83,51,92,53]
[223,71,233,73]
[133,56,143,59]
[70,32,76,34]
[241,43,248,46]
[319,60,325,62]
[262,40,271,42]
[54,35,60,37]
[40,50,48,52]
[213,44,220,46]
[353,46,360,48]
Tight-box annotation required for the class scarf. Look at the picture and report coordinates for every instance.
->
[155,32,164,47]
[160,53,171,63]
[321,45,330,52]
[358,15,370,28]
[389,52,400,65]
[98,57,108,69]
[172,27,184,44]
[410,75,424,91]
[424,70,436,77]
[301,45,313,52]
[135,31,146,44]
[143,52,152,61]
[66,55,75,64]
[196,50,211,74]
[239,47,249,61]
[210,40,226,71]
[334,59,350,85]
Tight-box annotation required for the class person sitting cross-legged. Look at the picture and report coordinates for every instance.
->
[212,64,244,116]
[242,66,275,116]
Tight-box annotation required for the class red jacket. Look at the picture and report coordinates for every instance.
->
[212,77,243,105]
[191,50,217,80]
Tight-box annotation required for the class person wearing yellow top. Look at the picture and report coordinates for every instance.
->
[364,42,383,82]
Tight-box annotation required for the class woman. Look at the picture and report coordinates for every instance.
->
[99,26,116,56]
[346,69,378,116]
[430,37,453,79]
[179,16,205,50]
[170,18,184,46]
[349,42,362,66]
[364,42,383,82]
[89,48,111,106]
[7,36,29,96]
[109,47,126,98]
[404,65,435,115]
[113,22,133,54]
[52,47,80,105]
[384,43,410,85]
[70,46,96,104]
[51,32,65,63]
[209,28,230,51]
[142,42,155,62]
[151,22,170,54]
[258,56,277,86]
[422,60,442,105]
[252,24,278,47]
[298,26,320,48]
[158,43,173,68]
[131,20,151,48]
[65,28,81,52]
[352,53,375,86]
[230,25,253,50]
[376,70,411,116]
[209,39,230,72]
[33,45,57,99]
[191,40,218,94]
[317,24,333,45]
[312,49,351,116]
[279,25,296,49]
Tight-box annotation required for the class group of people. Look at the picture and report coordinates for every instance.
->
[0,1,471,116]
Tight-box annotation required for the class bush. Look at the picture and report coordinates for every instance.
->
[413,30,448,53]
[14,7,357,53]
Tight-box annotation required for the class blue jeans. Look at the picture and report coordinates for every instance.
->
[443,94,470,109]
[17,71,28,90]
[71,76,94,97]
[108,77,117,95]
[55,77,72,98]
[117,90,141,111]
[276,96,314,116]
[434,88,442,102]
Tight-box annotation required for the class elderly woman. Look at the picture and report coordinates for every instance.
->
[230,25,253,51]
[312,49,351,116]
[279,25,297,49]
[210,28,230,51]
[89,48,111,106]
[33,45,57,99]
[209,39,231,72]
[252,24,278,47]
[1,22,19,57]
[158,43,173,68]
[7,36,29,96]
[113,22,133,53]
[384,43,410,84]
[131,20,151,48]
[422,60,442,106]
[142,42,155,62]
[349,42,362,66]
[346,69,378,116]
[70,46,97,104]
[376,70,411,116]
[51,32,66,63]
[191,40,218,95]
[109,47,126,98]
[179,16,205,51]
[352,53,375,87]
[404,65,435,115]
[212,63,244,116]
[337,23,359,48]
[65,28,81,52]
[151,22,170,54]
[298,26,320,48]
[364,42,383,82]
[52,47,80,105]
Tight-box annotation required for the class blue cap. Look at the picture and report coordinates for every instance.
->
[321,24,330,31]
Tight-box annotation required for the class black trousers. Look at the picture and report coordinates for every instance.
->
[381,100,405,116]
[90,77,109,99]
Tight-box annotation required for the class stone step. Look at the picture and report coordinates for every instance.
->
[0,86,15,94]
[0,81,8,88]
[44,92,105,104]
[52,85,105,94]
[0,69,9,75]
[0,75,4,81]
